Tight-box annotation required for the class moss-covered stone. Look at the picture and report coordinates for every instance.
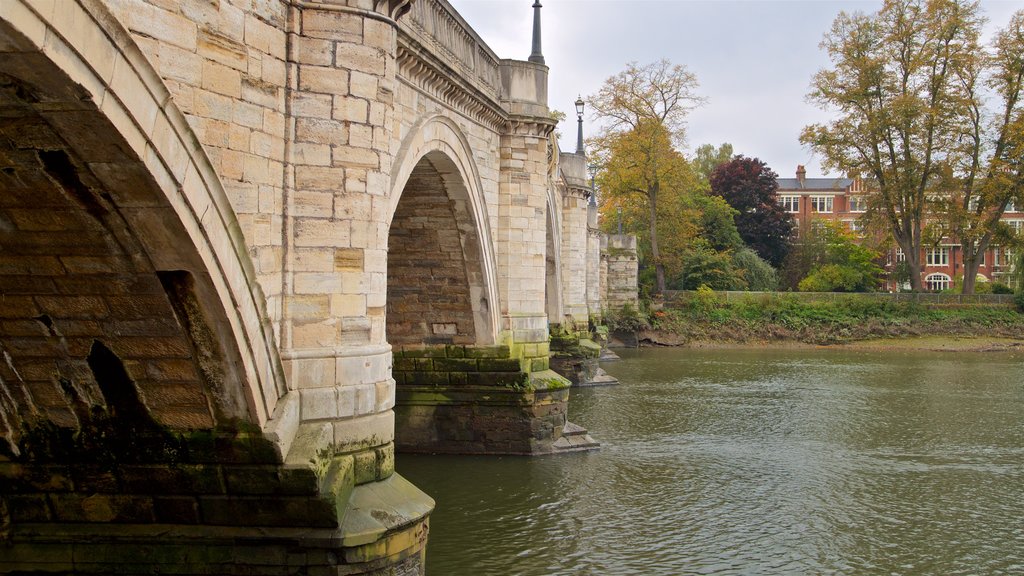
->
[476,358,521,372]
[432,357,478,372]
[463,345,510,359]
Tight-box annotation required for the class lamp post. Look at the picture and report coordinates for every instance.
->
[617,206,623,235]
[575,96,585,155]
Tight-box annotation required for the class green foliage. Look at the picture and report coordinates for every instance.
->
[659,292,1024,344]
[680,244,742,290]
[1015,290,1024,313]
[786,221,884,292]
[603,303,649,333]
[732,248,778,291]
[798,264,866,292]
[991,282,1014,295]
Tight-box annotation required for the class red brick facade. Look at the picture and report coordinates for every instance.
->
[779,166,1021,291]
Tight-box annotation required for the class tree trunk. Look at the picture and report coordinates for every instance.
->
[900,238,924,292]
[648,187,665,294]
[961,238,987,296]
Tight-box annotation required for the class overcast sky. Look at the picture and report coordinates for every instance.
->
[447,0,1022,180]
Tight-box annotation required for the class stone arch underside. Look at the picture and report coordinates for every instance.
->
[387,152,491,346]
[388,116,498,346]
[545,186,563,324]
[0,1,286,457]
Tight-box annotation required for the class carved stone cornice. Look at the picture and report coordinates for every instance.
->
[563,186,591,201]
[504,115,556,138]
[396,40,507,132]
[376,0,413,20]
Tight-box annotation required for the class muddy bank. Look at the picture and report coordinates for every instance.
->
[634,331,1024,353]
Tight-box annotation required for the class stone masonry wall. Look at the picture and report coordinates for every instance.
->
[604,234,639,312]
[392,344,569,455]
[387,158,477,346]
[104,0,289,343]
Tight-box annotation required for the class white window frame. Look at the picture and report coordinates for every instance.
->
[1006,219,1023,234]
[925,273,951,292]
[779,195,800,213]
[848,195,867,213]
[846,219,864,234]
[810,195,833,213]
[895,247,906,262]
[926,247,949,266]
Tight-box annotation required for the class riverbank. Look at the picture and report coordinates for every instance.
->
[639,334,1024,353]
[609,291,1024,350]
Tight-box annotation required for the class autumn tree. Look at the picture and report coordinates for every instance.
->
[709,156,794,267]
[589,60,704,294]
[802,0,987,292]
[939,10,1024,294]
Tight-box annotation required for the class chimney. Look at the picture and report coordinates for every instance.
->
[796,165,806,188]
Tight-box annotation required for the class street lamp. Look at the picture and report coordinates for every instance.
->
[575,95,585,155]
[617,206,623,235]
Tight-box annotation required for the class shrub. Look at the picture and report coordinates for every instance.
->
[604,303,649,332]
[991,282,1013,295]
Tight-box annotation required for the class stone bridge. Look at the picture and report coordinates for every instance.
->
[0,0,637,573]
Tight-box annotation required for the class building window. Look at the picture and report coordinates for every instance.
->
[925,273,951,292]
[1006,201,1016,213]
[848,195,867,213]
[895,247,906,262]
[926,247,949,266]
[779,195,800,213]
[996,247,1014,267]
[811,196,833,213]
[1006,220,1023,234]
[847,219,864,234]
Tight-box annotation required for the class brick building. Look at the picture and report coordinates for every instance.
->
[779,166,1021,291]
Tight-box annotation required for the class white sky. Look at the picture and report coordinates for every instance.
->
[447,0,1023,180]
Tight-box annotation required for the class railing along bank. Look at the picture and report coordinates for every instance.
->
[662,291,1016,306]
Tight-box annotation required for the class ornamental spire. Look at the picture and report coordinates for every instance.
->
[529,1,544,64]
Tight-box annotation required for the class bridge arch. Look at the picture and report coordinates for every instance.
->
[0,0,286,453]
[388,115,500,345]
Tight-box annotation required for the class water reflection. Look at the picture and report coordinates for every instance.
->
[399,347,1024,575]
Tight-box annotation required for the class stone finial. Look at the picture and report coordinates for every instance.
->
[529,1,545,64]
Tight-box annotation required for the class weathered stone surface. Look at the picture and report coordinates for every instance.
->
[0,0,636,573]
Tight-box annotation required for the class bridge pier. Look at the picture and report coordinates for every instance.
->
[0,0,633,572]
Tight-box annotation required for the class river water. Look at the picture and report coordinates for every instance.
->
[398,347,1024,575]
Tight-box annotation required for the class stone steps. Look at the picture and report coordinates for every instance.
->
[552,420,600,453]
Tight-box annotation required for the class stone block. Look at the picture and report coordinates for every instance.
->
[463,345,511,359]
[49,493,155,523]
[352,449,376,485]
[477,358,521,372]
[152,496,200,524]
[432,357,477,372]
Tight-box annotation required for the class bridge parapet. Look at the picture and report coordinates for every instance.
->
[398,0,502,100]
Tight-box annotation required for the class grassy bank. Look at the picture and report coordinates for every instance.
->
[611,289,1024,346]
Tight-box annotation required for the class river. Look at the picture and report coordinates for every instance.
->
[398,347,1024,575]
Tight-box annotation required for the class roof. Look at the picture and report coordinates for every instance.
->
[777,177,854,191]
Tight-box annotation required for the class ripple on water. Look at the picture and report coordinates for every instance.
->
[399,347,1024,576]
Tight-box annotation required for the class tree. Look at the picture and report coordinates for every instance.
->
[691,143,734,188]
[732,248,778,291]
[597,129,742,293]
[590,60,705,294]
[709,156,794,267]
[680,243,742,290]
[790,222,885,292]
[940,10,1024,294]
[801,0,985,291]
